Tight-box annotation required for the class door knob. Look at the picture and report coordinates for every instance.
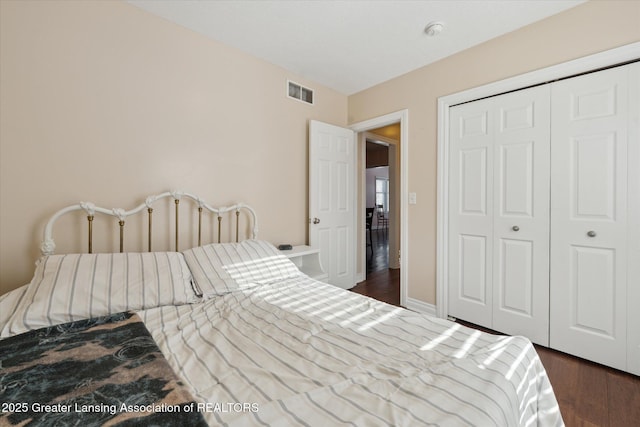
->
[313,218,320,224]
[512,225,520,232]
[587,230,596,237]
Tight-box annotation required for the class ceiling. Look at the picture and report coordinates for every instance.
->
[128,0,586,95]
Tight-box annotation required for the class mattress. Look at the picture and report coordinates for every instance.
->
[139,275,562,426]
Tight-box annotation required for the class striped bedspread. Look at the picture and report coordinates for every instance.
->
[140,276,563,426]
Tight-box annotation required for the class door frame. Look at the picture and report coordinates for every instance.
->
[436,41,640,319]
[362,133,398,268]
[350,109,409,306]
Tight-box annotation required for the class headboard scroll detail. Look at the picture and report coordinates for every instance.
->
[41,191,258,256]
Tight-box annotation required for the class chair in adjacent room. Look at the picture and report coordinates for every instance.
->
[365,207,374,250]
[376,204,388,234]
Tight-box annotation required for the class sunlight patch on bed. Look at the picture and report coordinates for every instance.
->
[520,392,538,414]
[522,390,559,427]
[257,288,301,305]
[258,285,320,307]
[253,285,284,297]
[280,294,320,310]
[309,295,359,317]
[453,330,481,359]
[482,337,513,367]
[516,357,539,395]
[523,411,538,427]
[222,256,295,282]
[357,307,403,331]
[506,344,531,380]
[321,302,365,321]
[270,289,348,315]
[332,306,375,326]
[524,408,557,427]
[420,323,461,351]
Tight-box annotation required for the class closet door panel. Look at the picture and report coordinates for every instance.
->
[499,142,534,216]
[448,101,493,327]
[550,65,630,371]
[459,234,488,303]
[572,133,617,219]
[626,62,640,376]
[571,246,616,335]
[492,86,550,345]
[497,239,533,312]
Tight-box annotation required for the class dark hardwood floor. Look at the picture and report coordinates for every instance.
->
[351,228,401,306]
[350,267,400,307]
[535,345,640,427]
[365,226,389,275]
[350,231,640,427]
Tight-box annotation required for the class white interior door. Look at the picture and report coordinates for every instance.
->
[491,86,550,345]
[448,86,551,344]
[448,98,494,327]
[309,120,356,289]
[550,65,633,371]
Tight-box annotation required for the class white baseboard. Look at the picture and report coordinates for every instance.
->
[405,298,437,317]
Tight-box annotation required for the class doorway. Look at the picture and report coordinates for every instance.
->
[350,109,407,306]
[364,134,394,275]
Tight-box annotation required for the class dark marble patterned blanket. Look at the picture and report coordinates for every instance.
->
[0,311,207,426]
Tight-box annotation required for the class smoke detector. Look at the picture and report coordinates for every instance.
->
[424,21,445,37]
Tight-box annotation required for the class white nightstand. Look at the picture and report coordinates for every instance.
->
[281,245,328,281]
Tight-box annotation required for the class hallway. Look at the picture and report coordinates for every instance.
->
[351,228,400,307]
[365,227,389,275]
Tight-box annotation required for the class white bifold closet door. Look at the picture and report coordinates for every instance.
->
[549,63,639,372]
[448,85,551,345]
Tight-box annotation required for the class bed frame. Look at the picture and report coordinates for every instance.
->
[41,190,258,256]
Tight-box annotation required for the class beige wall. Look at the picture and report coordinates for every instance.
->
[348,1,640,305]
[0,0,347,294]
[2,1,639,301]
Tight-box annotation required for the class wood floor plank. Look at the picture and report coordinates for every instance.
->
[576,360,609,426]
[607,369,640,427]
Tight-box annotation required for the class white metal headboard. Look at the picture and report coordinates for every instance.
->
[41,190,258,255]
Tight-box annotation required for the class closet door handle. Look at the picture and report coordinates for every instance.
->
[587,230,596,237]
[512,225,520,232]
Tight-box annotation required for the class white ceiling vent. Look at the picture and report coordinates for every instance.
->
[288,80,314,105]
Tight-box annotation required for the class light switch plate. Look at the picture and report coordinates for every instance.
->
[409,192,417,204]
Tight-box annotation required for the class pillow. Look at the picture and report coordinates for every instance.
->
[0,284,28,338]
[5,252,199,335]
[182,240,301,298]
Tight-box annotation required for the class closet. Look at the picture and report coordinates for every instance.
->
[447,62,639,374]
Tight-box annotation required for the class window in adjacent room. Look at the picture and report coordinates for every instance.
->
[375,177,389,212]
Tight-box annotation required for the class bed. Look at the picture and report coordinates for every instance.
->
[0,190,564,426]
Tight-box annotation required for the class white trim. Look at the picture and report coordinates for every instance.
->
[436,41,640,319]
[365,132,396,254]
[405,298,437,317]
[351,109,409,307]
[364,132,396,146]
[627,62,640,375]
[358,131,368,282]
[439,42,640,108]
[365,131,396,255]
